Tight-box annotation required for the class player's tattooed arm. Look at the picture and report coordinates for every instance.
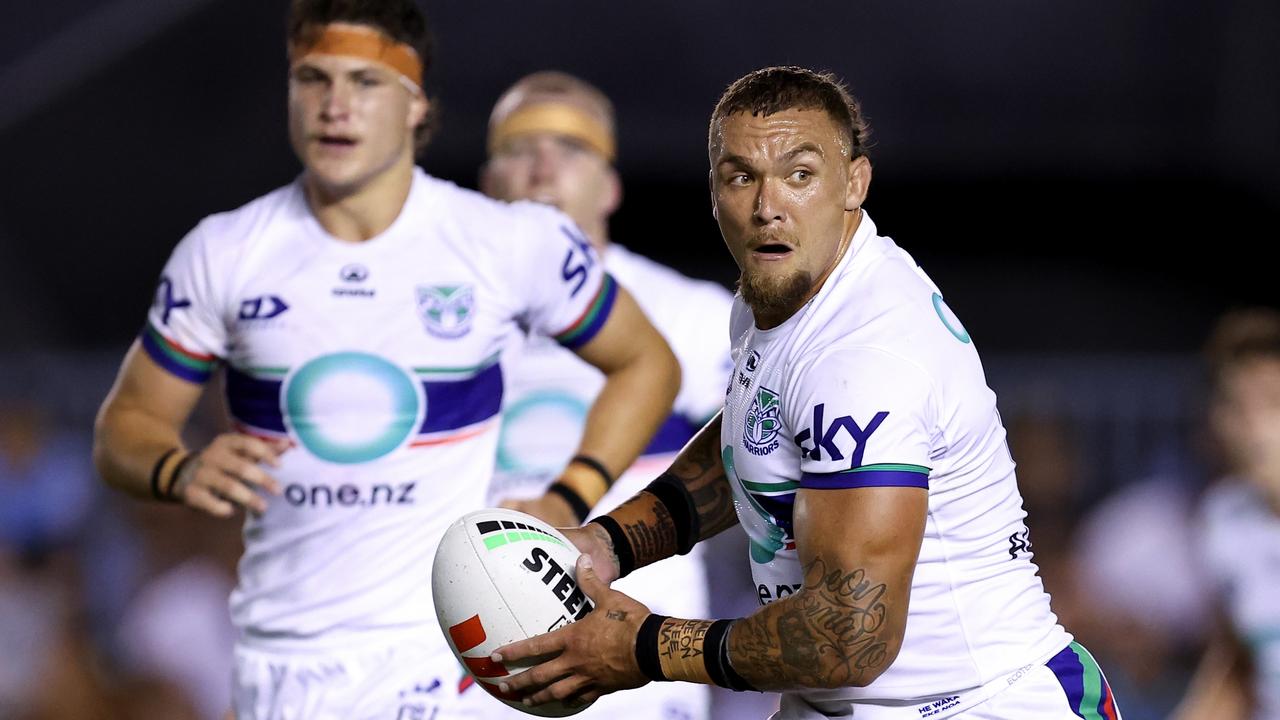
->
[666,413,738,540]
[726,486,928,690]
[593,413,737,572]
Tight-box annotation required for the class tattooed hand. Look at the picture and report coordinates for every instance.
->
[493,555,649,707]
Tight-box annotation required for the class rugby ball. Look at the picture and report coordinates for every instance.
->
[432,508,595,717]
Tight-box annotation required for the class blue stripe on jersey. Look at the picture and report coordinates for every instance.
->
[419,361,504,434]
[752,491,795,538]
[225,366,287,433]
[800,469,929,490]
[643,413,701,455]
[140,325,216,384]
[226,362,505,437]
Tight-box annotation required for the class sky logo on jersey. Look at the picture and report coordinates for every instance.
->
[559,224,596,298]
[743,386,782,456]
[793,404,889,466]
[153,276,191,325]
[237,295,289,321]
[417,285,474,338]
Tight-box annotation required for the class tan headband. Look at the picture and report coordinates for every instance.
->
[290,23,422,89]
[489,103,615,161]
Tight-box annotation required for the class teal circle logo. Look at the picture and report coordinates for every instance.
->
[932,293,971,344]
[496,391,589,473]
[284,352,421,464]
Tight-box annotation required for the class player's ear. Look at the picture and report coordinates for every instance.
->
[408,92,429,131]
[708,170,719,221]
[845,155,871,212]
[600,166,622,217]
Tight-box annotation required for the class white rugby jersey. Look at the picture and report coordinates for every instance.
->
[142,168,618,650]
[1198,479,1280,719]
[491,243,733,502]
[721,213,1069,708]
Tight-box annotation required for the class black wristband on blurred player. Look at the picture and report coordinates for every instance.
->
[546,481,591,524]
[150,448,185,503]
[568,454,614,489]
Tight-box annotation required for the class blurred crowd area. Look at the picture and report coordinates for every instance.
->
[0,350,1215,719]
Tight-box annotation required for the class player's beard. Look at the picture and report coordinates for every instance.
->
[738,267,813,325]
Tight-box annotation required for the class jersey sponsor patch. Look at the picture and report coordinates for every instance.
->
[793,404,889,466]
[416,284,475,338]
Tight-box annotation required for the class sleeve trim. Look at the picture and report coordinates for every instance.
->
[141,323,217,384]
[800,468,929,490]
[554,274,618,350]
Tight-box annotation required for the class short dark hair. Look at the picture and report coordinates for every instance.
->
[1204,307,1280,392]
[287,0,437,151]
[709,66,870,159]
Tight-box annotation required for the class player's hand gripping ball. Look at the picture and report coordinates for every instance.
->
[433,508,595,716]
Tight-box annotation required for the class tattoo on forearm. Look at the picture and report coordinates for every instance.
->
[606,610,629,621]
[623,497,676,566]
[659,618,712,661]
[728,558,893,690]
[670,417,739,539]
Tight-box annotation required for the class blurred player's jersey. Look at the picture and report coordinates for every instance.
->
[485,244,732,720]
[491,243,732,498]
[721,213,1070,710]
[143,169,616,651]
[1199,479,1280,720]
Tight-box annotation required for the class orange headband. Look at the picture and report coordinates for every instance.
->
[489,103,616,161]
[290,23,422,90]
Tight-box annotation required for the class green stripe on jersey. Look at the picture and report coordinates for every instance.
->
[740,479,800,493]
[844,463,931,474]
[1070,642,1105,719]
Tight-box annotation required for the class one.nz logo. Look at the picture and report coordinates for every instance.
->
[743,386,782,456]
[416,284,474,338]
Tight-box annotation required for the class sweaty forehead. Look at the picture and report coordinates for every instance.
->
[712,109,845,162]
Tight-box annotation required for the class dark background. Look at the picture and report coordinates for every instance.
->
[2,0,1276,354]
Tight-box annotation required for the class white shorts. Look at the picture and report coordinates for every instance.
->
[233,637,479,720]
[773,643,1121,720]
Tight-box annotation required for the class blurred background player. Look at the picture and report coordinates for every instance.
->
[91,1,679,718]
[1174,308,1280,720]
[480,70,736,720]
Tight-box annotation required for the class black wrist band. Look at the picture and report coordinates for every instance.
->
[588,515,635,578]
[150,448,180,501]
[166,453,194,501]
[546,481,591,524]
[643,473,699,555]
[569,454,615,489]
[704,619,758,692]
[634,613,670,683]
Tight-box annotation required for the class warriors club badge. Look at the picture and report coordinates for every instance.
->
[743,386,782,456]
[416,285,474,338]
